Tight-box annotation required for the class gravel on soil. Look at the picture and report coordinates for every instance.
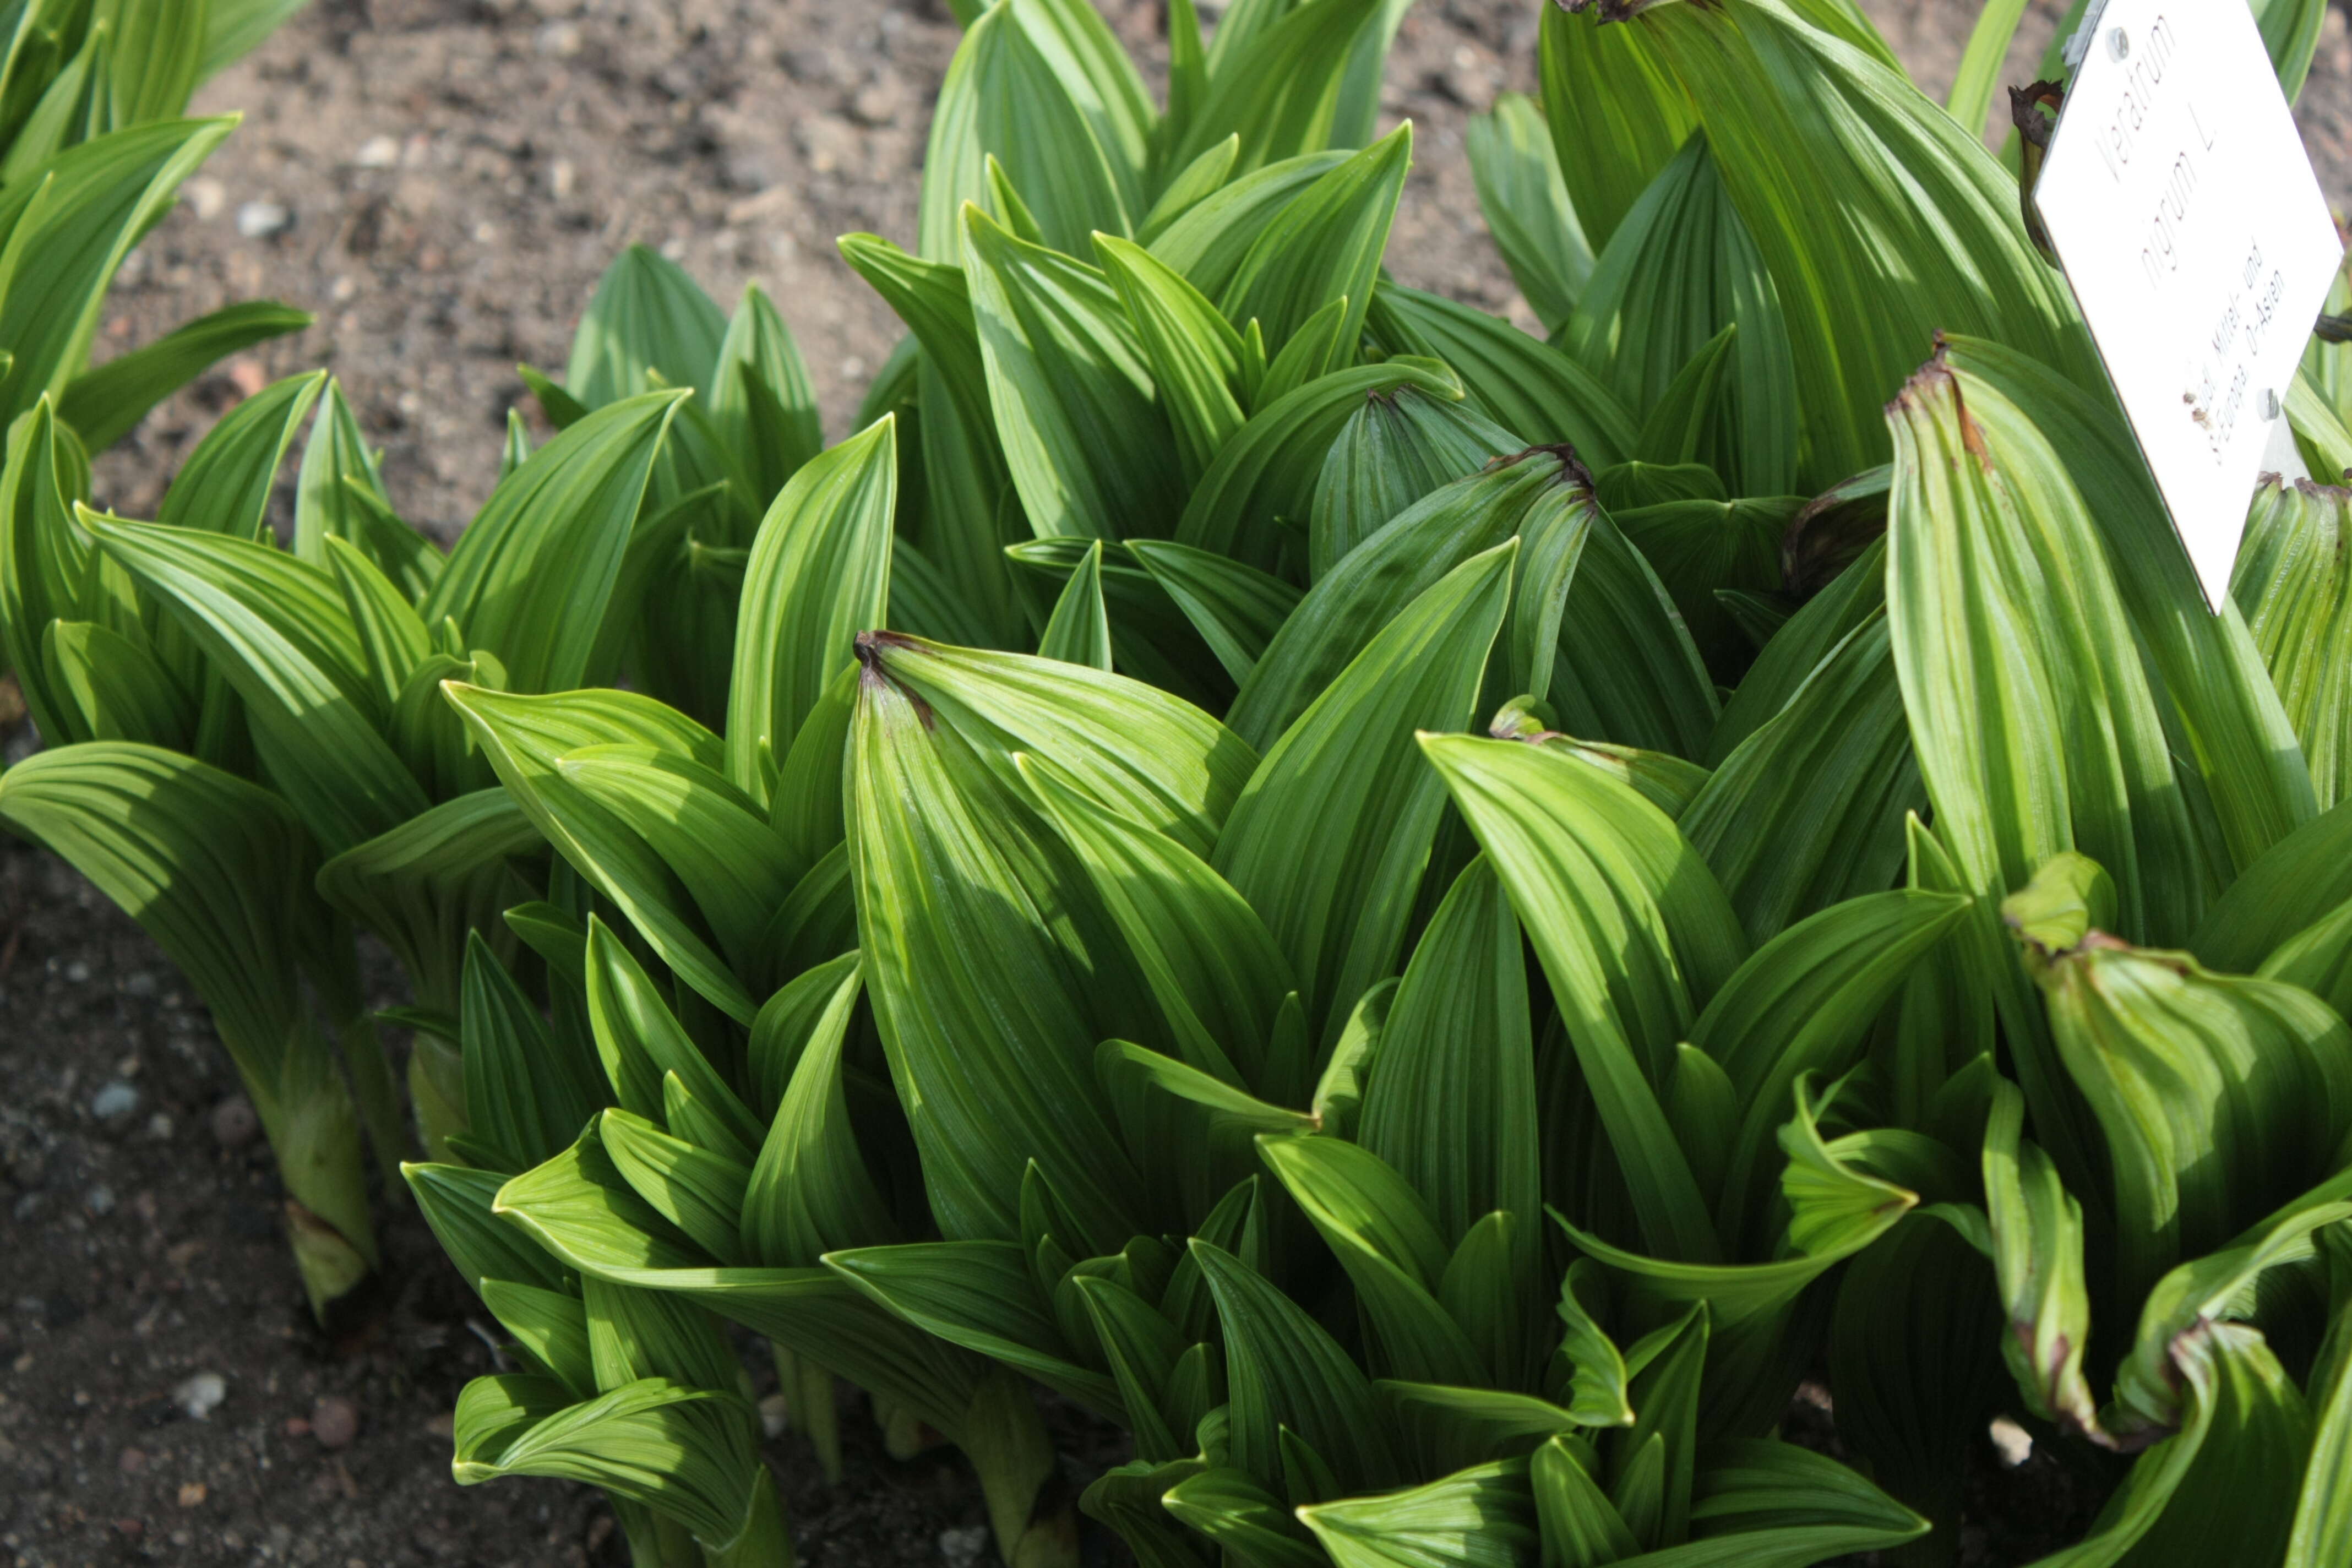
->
[7,2,2350,1565]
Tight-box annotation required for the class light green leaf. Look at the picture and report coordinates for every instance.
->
[1422,731,1743,1262]
[723,415,896,805]
[2235,478,2352,811]
[1300,1460,1538,1568]
[1218,544,1515,1037]
[1465,92,1591,334]
[59,300,309,451]
[1218,123,1408,366]
[963,205,1183,543]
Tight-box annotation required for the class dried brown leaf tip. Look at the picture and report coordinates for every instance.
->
[1892,349,1995,472]
[854,630,935,726]
[1555,0,1679,17]
[2009,80,2065,150]
[1487,442,1597,490]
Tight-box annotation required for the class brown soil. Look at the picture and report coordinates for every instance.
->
[7,2,2350,1565]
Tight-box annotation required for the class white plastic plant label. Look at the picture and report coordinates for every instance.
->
[2034,0,2343,609]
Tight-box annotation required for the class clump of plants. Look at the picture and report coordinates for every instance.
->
[7,1,2352,1565]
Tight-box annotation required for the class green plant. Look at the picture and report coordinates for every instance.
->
[12,1,2352,1565]
[0,2,318,458]
[0,246,825,1313]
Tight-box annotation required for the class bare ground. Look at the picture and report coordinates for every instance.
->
[6,2,2349,1565]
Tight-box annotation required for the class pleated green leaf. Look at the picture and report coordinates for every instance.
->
[859,631,1254,859]
[916,0,1151,259]
[1941,336,2314,881]
[1021,753,1293,1092]
[456,930,604,1177]
[1190,1237,1401,1494]
[1423,731,1744,1262]
[59,298,309,452]
[1979,1076,2098,1435]
[722,415,896,805]
[2114,1168,2352,1441]
[2234,478,2352,811]
[2193,801,2352,976]
[598,1108,753,1266]
[1536,2,1694,253]
[1035,540,1112,669]
[1621,1440,1929,1566]
[1613,495,1795,678]
[564,246,725,410]
[1095,231,1248,484]
[709,281,822,505]
[847,641,1152,1255]
[581,921,763,1159]
[1562,134,1799,497]
[1465,92,1591,335]
[403,1162,568,1300]
[1308,380,1517,580]
[1887,353,2205,948]
[1584,0,2089,489]
[2023,1322,2309,1568]
[1126,537,1300,685]
[421,390,686,696]
[152,368,323,538]
[1826,1213,2008,1543]
[1359,855,1540,1264]
[2019,911,2352,1306]
[1692,890,1967,1245]
[1373,286,1638,465]
[2289,1231,2352,1567]
[1259,1133,1483,1386]
[1300,1460,1539,1568]
[1166,0,1384,177]
[1217,123,1408,364]
[1147,149,1349,296]
[1218,544,1515,1037]
[1705,535,1882,764]
[824,1239,1121,1414]
[1162,1466,1325,1567]
[451,1375,758,1549]
[1679,614,1926,944]
[445,683,760,1021]
[1175,354,1460,570]
[0,117,235,431]
[1231,449,1576,750]
[85,514,427,853]
[739,952,894,1266]
[963,204,1183,543]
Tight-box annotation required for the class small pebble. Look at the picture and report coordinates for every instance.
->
[757,1392,790,1440]
[64,959,90,983]
[123,971,157,998]
[1989,1415,2034,1468]
[84,1184,115,1217]
[210,1096,259,1148]
[90,1081,139,1120]
[235,200,290,238]
[146,1113,173,1140]
[423,1412,455,1439]
[311,1395,360,1450]
[174,1371,226,1421]
[353,135,400,168]
[117,1447,145,1474]
[176,1482,206,1508]
[939,1525,989,1568]
[182,178,226,220]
